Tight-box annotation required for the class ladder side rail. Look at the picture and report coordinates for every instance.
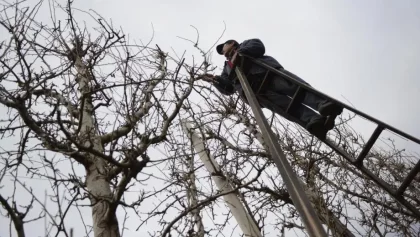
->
[234,63,328,237]
[286,86,304,114]
[354,125,384,165]
[245,55,420,199]
[242,54,420,145]
[323,139,420,219]
[237,55,420,219]
[396,160,420,196]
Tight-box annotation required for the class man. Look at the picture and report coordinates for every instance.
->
[202,38,343,140]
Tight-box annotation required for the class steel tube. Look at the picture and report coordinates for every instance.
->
[243,55,420,145]
[396,160,420,196]
[323,138,420,219]
[235,66,328,237]
[354,125,384,165]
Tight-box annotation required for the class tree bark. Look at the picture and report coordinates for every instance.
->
[182,120,262,237]
[186,154,205,237]
[0,195,25,237]
[75,57,120,237]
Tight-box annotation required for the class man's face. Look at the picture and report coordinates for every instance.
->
[222,42,235,58]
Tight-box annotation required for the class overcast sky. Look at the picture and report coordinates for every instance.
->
[82,0,420,135]
[1,0,420,236]
[77,0,420,144]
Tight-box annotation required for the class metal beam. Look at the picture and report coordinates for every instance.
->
[240,54,420,215]
[354,125,384,166]
[234,55,420,219]
[396,160,420,196]
[286,86,304,114]
[242,55,420,146]
[234,65,328,237]
[322,138,420,218]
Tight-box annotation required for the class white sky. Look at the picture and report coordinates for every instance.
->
[77,0,420,149]
[81,0,420,137]
[1,0,420,236]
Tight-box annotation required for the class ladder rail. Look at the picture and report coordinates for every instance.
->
[396,160,420,196]
[242,54,420,145]
[235,54,420,219]
[286,86,304,114]
[323,139,420,218]
[354,125,384,165]
[242,54,420,194]
[234,65,328,237]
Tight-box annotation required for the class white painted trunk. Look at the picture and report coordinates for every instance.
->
[186,155,205,237]
[75,57,120,237]
[182,120,262,237]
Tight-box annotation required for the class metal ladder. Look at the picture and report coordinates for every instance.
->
[233,54,420,236]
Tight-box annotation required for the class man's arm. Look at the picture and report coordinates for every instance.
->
[212,65,235,95]
[200,63,235,95]
[237,38,265,58]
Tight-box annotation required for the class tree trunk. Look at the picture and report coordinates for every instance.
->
[75,56,120,237]
[183,120,262,237]
[86,164,120,237]
[186,155,205,237]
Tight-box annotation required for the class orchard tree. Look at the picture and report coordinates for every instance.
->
[0,0,208,236]
[184,104,420,236]
[1,1,419,237]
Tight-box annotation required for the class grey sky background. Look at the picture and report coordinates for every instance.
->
[84,0,420,143]
[1,0,420,236]
[83,0,420,136]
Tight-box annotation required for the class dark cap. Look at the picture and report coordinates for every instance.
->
[216,39,239,55]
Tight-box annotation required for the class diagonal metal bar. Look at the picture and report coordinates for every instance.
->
[322,138,420,219]
[286,86,303,114]
[354,125,384,166]
[234,65,328,237]
[396,160,420,196]
[235,54,420,220]
[255,70,270,95]
[242,55,420,146]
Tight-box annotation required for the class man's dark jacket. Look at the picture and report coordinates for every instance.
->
[212,38,327,127]
[213,38,284,97]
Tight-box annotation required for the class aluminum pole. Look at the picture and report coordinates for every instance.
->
[234,65,327,237]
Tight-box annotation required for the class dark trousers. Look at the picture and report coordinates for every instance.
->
[247,69,327,126]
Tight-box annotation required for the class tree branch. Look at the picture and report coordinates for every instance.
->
[0,195,25,237]
[100,49,167,145]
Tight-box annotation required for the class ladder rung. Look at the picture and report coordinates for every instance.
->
[245,55,420,146]
[237,56,420,219]
[354,125,383,166]
[255,71,270,95]
[323,138,420,218]
[286,86,303,114]
[396,159,420,196]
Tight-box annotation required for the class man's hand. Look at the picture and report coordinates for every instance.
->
[197,73,216,83]
[230,50,240,66]
[226,47,236,58]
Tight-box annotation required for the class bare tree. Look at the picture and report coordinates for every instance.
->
[1,1,419,237]
[181,97,420,236]
[0,0,207,236]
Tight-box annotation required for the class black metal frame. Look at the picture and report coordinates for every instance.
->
[235,54,420,221]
